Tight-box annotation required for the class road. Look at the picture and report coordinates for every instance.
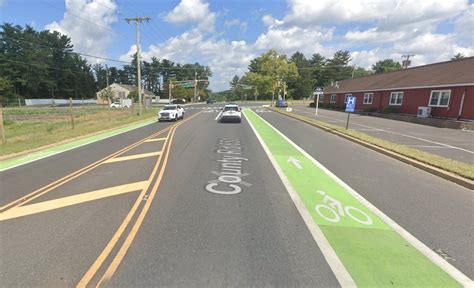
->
[0,104,472,287]
[290,105,474,165]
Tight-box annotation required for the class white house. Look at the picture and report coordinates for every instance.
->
[96,83,155,104]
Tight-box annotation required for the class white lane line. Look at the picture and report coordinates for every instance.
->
[293,108,474,154]
[404,145,454,149]
[249,110,473,287]
[215,110,223,121]
[244,111,356,287]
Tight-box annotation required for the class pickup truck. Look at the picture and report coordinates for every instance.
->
[158,104,184,121]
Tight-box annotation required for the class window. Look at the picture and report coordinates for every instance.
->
[389,92,403,105]
[344,94,352,103]
[330,94,336,103]
[118,91,126,99]
[319,94,325,102]
[363,93,373,104]
[429,90,451,107]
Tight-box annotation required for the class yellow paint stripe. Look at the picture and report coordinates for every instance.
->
[0,181,147,221]
[98,126,177,286]
[0,126,172,212]
[144,137,167,142]
[77,111,202,288]
[103,152,161,164]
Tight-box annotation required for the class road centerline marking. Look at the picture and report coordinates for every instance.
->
[103,152,162,163]
[0,181,148,221]
[243,109,470,287]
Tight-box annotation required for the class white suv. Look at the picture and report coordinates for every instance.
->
[158,104,184,121]
[220,104,242,123]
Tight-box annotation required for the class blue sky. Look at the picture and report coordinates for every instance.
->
[1,0,473,91]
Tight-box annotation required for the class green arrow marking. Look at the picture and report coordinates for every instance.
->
[243,109,464,287]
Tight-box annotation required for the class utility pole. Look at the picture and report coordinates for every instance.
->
[402,54,414,69]
[126,16,150,115]
[105,64,109,87]
[193,69,197,103]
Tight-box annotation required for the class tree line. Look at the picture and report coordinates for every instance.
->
[228,49,412,100]
[0,23,211,102]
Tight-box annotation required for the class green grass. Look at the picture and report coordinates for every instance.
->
[270,107,474,180]
[1,106,157,156]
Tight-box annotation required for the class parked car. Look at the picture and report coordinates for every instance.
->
[207,99,216,104]
[276,99,288,107]
[110,101,130,108]
[170,99,186,105]
[158,104,184,121]
[220,104,242,123]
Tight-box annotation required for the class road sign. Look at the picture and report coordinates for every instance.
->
[345,95,356,113]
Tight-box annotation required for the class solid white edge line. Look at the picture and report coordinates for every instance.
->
[0,120,155,172]
[243,109,356,287]
[215,110,223,121]
[249,109,473,287]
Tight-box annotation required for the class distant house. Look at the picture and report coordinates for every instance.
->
[321,57,474,120]
[96,83,155,104]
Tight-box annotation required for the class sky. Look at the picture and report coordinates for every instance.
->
[1,0,473,91]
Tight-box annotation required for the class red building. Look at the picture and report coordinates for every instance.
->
[321,57,474,120]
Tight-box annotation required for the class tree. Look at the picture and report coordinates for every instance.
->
[230,75,240,88]
[352,67,372,78]
[325,50,353,82]
[243,50,298,99]
[98,86,114,108]
[371,59,402,74]
[452,53,465,60]
[288,51,314,99]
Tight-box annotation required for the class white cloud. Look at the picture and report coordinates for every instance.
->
[283,0,468,26]
[164,0,216,31]
[45,0,117,61]
[255,25,334,56]
[224,18,248,32]
[345,28,405,43]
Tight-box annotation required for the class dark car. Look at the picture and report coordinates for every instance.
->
[207,99,216,104]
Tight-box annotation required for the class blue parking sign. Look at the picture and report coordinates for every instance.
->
[345,95,356,113]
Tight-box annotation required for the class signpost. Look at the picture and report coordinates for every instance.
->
[314,87,323,116]
[345,95,356,129]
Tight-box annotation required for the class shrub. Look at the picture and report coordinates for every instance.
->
[382,106,397,114]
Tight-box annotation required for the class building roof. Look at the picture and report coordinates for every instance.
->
[115,83,155,95]
[324,57,474,94]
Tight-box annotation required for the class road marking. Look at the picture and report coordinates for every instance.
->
[77,111,203,287]
[0,126,173,212]
[0,181,147,221]
[287,156,303,169]
[215,110,223,121]
[97,124,177,286]
[103,152,161,163]
[244,109,471,287]
[293,107,474,154]
[144,137,167,142]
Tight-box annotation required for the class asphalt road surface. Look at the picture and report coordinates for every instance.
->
[1,104,472,287]
[290,105,474,165]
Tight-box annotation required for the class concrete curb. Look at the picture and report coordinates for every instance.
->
[270,108,474,190]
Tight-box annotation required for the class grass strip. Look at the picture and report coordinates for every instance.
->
[1,107,158,156]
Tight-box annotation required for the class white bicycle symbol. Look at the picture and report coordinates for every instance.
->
[314,190,373,225]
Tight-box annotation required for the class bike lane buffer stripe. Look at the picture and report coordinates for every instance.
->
[0,119,156,171]
[243,109,463,287]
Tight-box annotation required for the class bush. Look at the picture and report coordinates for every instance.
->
[309,102,316,108]
[382,106,397,114]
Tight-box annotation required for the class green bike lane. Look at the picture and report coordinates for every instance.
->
[0,119,156,171]
[243,109,469,287]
